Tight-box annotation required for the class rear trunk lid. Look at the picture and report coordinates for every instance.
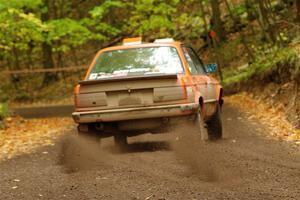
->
[75,74,193,112]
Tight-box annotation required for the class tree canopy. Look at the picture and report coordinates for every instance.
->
[0,0,299,101]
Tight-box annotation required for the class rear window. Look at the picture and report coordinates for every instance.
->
[88,46,183,80]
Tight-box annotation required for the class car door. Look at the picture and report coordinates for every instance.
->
[181,46,217,103]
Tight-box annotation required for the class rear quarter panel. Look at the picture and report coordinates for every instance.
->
[175,44,222,118]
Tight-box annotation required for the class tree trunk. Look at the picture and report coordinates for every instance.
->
[41,0,57,86]
[72,48,79,66]
[11,46,20,90]
[41,41,57,86]
[296,0,300,23]
[26,47,34,70]
[224,0,255,61]
[57,46,69,95]
[199,0,211,49]
[245,0,256,21]
[12,46,20,70]
[210,0,226,42]
[256,0,276,43]
[257,1,270,28]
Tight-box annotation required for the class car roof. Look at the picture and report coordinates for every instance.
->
[100,40,184,53]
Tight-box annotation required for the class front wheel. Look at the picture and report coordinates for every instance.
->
[206,104,223,140]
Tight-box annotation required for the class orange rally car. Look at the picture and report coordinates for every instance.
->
[72,38,223,147]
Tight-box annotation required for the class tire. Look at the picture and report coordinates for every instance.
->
[77,123,101,143]
[114,134,128,149]
[206,104,223,140]
[193,107,208,141]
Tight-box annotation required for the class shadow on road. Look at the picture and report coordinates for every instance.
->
[107,141,171,154]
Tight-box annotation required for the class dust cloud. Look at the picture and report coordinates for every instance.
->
[170,122,242,182]
[56,124,243,183]
[57,131,111,173]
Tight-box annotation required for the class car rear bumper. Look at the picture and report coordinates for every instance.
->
[72,103,198,123]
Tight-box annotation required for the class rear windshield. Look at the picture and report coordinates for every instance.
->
[88,46,183,80]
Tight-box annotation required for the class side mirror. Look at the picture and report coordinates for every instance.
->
[205,63,218,73]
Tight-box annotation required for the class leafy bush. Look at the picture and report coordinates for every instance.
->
[0,103,8,119]
[0,103,8,129]
[224,46,298,87]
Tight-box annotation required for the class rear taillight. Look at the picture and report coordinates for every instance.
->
[74,85,81,106]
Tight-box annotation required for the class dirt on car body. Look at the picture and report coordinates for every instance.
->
[72,38,223,147]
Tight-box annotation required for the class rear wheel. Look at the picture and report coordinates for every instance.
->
[77,123,101,143]
[114,134,128,149]
[206,104,222,140]
[193,107,208,140]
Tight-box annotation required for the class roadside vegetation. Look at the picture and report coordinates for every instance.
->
[0,117,73,161]
[224,46,299,87]
[226,93,300,141]
[0,103,8,129]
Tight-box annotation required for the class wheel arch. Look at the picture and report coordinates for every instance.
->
[199,96,204,112]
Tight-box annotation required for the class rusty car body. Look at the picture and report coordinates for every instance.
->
[72,38,223,146]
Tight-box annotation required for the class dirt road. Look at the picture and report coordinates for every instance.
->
[1,105,300,199]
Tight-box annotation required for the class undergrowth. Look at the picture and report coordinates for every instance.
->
[0,71,84,103]
[0,103,8,129]
[223,45,299,87]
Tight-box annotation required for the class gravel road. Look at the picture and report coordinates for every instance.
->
[1,105,300,199]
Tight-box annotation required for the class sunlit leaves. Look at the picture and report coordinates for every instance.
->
[231,4,247,17]
[0,8,44,52]
[129,0,179,38]
[46,18,93,52]
[90,0,124,19]
[0,0,42,10]
[175,13,205,39]
[0,103,8,120]
[0,0,212,59]
[0,0,123,58]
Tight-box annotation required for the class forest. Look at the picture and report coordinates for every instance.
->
[1,2,300,196]
[0,0,299,127]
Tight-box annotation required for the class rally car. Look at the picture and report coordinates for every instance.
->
[72,38,223,147]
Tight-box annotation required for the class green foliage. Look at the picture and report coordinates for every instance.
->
[1,0,299,102]
[224,47,298,87]
[0,103,8,120]
[129,0,179,38]
[84,0,126,40]
[0,0,128,65]
[0,0,42,10]
[0,0,214,65]
[90,0,124,19]
[0,8,44,55]
[231,4,247,18]
[47,18,93,52]
[0,101,8,129]
[175,12,205,39]
[215,38,243,66]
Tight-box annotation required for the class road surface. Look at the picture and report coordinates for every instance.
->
[1,105,300,199]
